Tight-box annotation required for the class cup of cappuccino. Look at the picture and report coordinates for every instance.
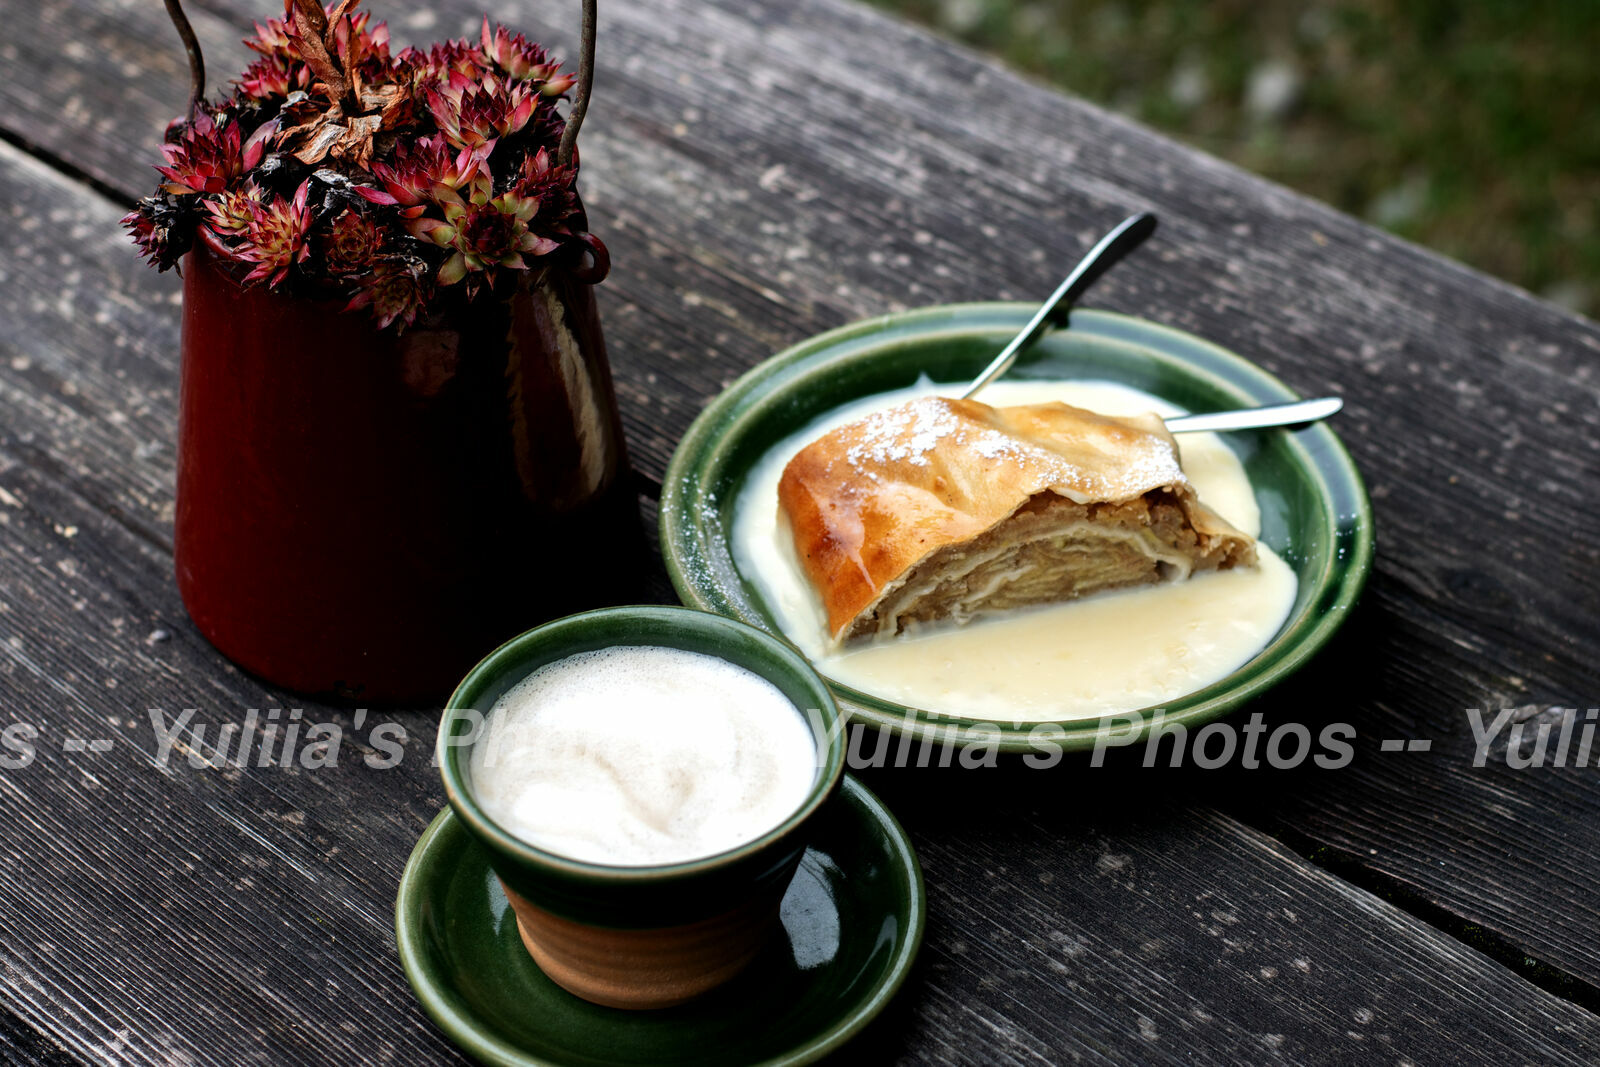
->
[437,605,845,1010]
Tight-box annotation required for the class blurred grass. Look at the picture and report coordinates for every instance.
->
[866,0,1600,317]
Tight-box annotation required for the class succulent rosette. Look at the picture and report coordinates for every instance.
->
[124,0,584,331]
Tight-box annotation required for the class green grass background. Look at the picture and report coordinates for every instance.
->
[867,0,1600,318]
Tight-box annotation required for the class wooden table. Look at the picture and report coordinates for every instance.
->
[4,0,1599,1063]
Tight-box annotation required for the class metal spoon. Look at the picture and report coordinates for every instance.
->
[961,212,1343,434]
[1164,396,1343,434]
[963,211,1158,398]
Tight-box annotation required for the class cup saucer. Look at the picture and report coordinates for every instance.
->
[395,775,926,1066]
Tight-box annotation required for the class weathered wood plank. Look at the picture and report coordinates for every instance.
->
[855,781,1600,1066]
[0,452,466,1066]
[4,0,1600,1052]
[2,467,1597,1067]
[0,0,255,197]
[0,141,471,1065]
[0,1008,79,1067]
[347,0,1600,999]
[3,137,1600,1066]
[0,150,459,1067]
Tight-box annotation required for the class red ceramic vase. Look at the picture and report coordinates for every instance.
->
[175,238,639,703]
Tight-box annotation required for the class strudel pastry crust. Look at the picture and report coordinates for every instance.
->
[777,396,1257,643]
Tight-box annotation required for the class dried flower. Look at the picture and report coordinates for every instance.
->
[244,11,297,62]
[426,73,538,150]
[123,195,193,271]
[344,256,429,330]
[480,20,574,95]
[156,112,270,195]
[336,8,393,78]
[237,179,313,286]
[409,170,563,290]
[242,4,389,102]
[321,209,384,275]
[129,2,590,329]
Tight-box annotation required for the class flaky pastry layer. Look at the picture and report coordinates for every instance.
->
[777,396,1256,642]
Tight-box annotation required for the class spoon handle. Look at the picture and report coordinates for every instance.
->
[1164,396,1344,434]
[963,212,1158,399]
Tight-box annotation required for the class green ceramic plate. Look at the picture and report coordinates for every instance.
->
[660,304,1373,752]
[395,775,926,1067]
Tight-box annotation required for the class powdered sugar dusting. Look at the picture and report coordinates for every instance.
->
[727,377,1292,722]
[969,427,1035,461]
[832,396,1183,501]
[840,397,1066,479]
[843,398,963,470]
[732,378,1266,665]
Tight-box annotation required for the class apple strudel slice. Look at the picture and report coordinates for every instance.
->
[777,396,1257,643]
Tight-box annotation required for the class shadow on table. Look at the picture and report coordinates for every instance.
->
[848,597,1388,828]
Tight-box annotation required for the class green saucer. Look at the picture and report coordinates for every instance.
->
[660,304,1374,751]
[395,775,926,1066]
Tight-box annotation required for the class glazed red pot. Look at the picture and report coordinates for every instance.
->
[175,238,639,703]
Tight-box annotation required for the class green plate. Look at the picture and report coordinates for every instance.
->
[660,304,1373,752]
[395,775,926,1066]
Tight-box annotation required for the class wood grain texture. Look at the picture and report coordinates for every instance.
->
[851,775,1600,1066]
[0,149,458,1065]
[0,137,1596,1066]
[295,0,1600,998]
[2,0,1600,1060]
[0,1007,80,1067]
[0,142,660,1065]
[0,0,254,197]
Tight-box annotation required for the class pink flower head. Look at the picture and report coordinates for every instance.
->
[400,39,489,90]
[321,209,385,275]
[238,179,313,287]
[203,181,269,236]
[357,136,489,217]
[157,113,272,196]
[513,147,579,226]
[344,257,429,330]
[480,19,574,95]
[408,173,562,290]
[236,55,312,101]
[427,72,538,150]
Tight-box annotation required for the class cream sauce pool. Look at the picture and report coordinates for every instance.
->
[731,380,1298,722]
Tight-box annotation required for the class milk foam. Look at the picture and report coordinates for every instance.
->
[470,646,819,866]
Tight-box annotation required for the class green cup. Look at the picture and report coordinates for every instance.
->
[437,605,846,1010]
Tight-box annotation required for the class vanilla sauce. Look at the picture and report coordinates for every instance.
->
[732,380,1298,722]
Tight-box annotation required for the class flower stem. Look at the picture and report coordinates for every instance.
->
[556,0,596,169]
[161,0,206,122]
